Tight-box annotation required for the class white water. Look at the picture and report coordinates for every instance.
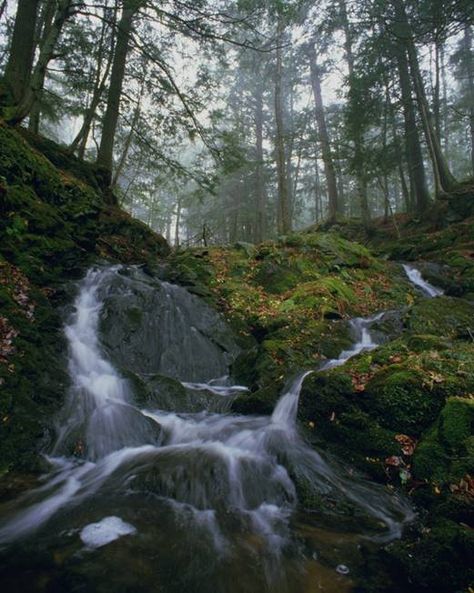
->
[403,264,444,297]
[320,312,384,371]
[0,267,413,577]
[80,516,137,548]
[182,376,250,397]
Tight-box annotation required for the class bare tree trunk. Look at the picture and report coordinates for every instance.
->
[308,44,339,222]
[340,0,370,228]
[464,26,474,175]
[433,40,441,143]
[28,0,56,133]
[314,159,322,223]
[111,88,143,187]
[3,0,39,105]
[274,20,291,234]
[174,198,181,247]
[393,0,457,194]
[440,45,449,159]
[7,0,73,125]
[396,39,431,216]
[254,75,266,243]
[97,0,140,176]
[70,7,116,158]
[165,212,172,244]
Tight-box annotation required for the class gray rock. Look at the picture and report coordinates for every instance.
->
[99,266,240,383]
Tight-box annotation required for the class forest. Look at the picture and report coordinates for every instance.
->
[1,0,473,241]
[0,1,473,593]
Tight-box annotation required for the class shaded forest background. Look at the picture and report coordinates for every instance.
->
[1,0,473,245]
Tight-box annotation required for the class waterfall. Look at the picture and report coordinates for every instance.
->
[403,264,444,297]
[0,266,414,593]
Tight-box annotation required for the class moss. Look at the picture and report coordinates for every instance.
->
[406,296,474,338]
[386,520,474,593]
[365,367,443,434]
[253,260,300,293]
[412,427,450,482]
[412,398,474,486]
[439,397,474,450]
[0,123,170,473]
[231,383,282,415]
[406,334,451,353]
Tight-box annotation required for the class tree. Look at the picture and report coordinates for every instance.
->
[7,0,74,125]
[392,0,458,194]
[274,16,292,234]
[307,43,340,222]
[2,0,40,105]
[97,0,142,177]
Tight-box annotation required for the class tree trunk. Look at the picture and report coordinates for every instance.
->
[433,40,441,143]
[308,44,339,222]
[97,0,140,176]
[395,39,431,216]
[7,0,73,125]
[3,0,39,105]
[463,26,474,175]
[254,74,266,243]
[70,7,116,158]
[28,0,57,133]
[393,0,457,194]
[174,199,181,248]
[274,20,291,234]
[340,0,370,228]
[111,91,142,188]
[314,159,322,223]
[440,45,450,158]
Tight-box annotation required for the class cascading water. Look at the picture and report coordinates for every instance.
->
[0,266,414,593]
[319,312,384,371]
[403,264,444,297]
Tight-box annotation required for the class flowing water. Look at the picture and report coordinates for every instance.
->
[402,264,444,297]
[0,267,415,593]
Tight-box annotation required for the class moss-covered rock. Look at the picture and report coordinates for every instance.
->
[405,296,474,338]
[413,397,474,486]
[385,519,474,593]
[0,123,169,474]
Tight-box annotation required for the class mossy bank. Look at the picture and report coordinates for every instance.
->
[161,230,474,593]
[0,123,169,478]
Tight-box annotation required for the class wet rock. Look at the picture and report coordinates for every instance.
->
[99,267,240,382]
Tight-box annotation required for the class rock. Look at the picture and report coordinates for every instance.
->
[99,267,240,382]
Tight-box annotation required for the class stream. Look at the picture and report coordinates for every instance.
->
[0,263,440,593]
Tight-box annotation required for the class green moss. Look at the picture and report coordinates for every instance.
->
[406,296,474,338]
[412,397,474,486]
[231,383,282,415]
[439,397,474,450]
[406,334,451,352]
[386,520,474,593]
[365,367,442,434]
[0,123,170,473]
[412,427,450,482]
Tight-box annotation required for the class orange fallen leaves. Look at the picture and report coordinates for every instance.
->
[395,434,417,456]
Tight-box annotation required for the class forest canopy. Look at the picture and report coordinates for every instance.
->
[1,0,473,244]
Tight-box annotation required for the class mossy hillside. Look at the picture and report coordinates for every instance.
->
[318,211,474,298]
[0,123,169,475]
[164,233,416,396]
[298,324,474,593]
[380,217,474,297]
[298,297,474,478]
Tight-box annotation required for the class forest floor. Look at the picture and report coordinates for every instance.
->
[0,124,473,592]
